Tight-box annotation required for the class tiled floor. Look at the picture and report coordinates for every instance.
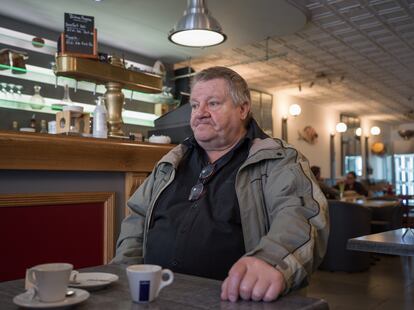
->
[307,256,414,310]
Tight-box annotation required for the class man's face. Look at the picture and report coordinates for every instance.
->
[346,173,356,185]
[190,78,249,150]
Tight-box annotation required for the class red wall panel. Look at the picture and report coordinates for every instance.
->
[0,203,104,282]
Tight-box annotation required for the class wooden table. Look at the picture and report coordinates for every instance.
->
[0,264,329,309]
[356,199,400,208]
[347,228,414,256]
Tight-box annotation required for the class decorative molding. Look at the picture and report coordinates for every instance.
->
[0,191,115,263]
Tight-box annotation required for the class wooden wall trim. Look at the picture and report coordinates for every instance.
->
[0,131,173,172]
[124,172,148,217]
[0,192,116,263]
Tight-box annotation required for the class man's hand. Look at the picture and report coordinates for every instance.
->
[221,256,286,302]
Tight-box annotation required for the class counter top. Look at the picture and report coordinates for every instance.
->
[0,131,173,172]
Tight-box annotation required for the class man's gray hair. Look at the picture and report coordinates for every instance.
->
[190,66,251,107]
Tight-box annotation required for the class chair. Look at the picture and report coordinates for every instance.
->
[398,195,414,228]
[319,200,372,272]
[370,204,403,234]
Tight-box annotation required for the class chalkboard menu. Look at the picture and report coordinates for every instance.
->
[64,13,96,56]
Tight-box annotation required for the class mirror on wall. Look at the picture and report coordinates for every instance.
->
[340,114,362,176]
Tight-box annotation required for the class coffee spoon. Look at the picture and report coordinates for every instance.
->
[66,290,76,297]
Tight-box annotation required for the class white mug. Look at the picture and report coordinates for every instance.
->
[126,264,173,303]
[27,263,73,302]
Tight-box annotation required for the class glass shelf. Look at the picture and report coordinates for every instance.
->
[0,94,157,127]
[0,64,178,105]
[0,27,178,128]
[0,27,57,55]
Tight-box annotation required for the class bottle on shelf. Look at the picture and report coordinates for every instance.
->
[93,96,108,139]
[40,120,48,133]
[30,114,36,130]
[12,121,19,131]
[30,85,45,109]
[62,84,72,103]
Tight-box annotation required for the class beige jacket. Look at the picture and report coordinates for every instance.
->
[113,137,329,293]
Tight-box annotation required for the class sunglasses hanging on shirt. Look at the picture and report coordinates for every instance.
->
[188,163,216,201]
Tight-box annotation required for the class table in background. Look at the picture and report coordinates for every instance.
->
[0,264,329,310]
[356,199,400,208]
[347,228,414,256]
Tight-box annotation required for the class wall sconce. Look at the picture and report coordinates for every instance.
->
[363,126,380,176]
[282,104,301,142]
[335,122,347,177]
[289,104,301,117]
[281,116,288,141]
[370,126,381,136]
[330,132,336,183]
[364,135,370,176]
[335,122,347,133]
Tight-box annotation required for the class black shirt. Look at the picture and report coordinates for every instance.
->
[144,131,254,280]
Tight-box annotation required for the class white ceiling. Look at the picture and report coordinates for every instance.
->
[0,0,307,62]
[182,0,414,124]
[1,0,413,124]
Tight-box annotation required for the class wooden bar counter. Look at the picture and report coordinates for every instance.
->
[0,131,173,275]
[0,131,173,172]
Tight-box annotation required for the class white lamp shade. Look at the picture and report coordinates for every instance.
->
[370,126,381,136]
[355,127,362,136]
[336,122,347,133]
[169,29,225,47]
[289,104,301,117]
[169,0,226,47]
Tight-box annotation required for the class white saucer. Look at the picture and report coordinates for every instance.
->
[69,272,119,290]
[19,127,36,133]
[13,288,89,308]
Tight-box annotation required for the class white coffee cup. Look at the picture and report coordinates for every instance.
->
[27,263,73,302]
[126,264,173,303]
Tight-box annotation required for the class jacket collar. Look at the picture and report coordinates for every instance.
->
[157,118,290,168]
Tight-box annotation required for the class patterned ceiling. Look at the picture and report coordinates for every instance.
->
[176,0,414,124]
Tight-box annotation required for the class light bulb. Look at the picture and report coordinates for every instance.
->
[289,104,301,117]
[336,122,347,133]
[370,126,381,136]
[355,127,362,136]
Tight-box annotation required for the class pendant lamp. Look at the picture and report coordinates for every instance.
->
[169,0,226,47]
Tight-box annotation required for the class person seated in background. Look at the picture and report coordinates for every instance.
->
[112,66,329,302]
[335,171,369,197]
[310,166,340,199]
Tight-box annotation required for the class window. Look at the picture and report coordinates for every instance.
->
[345,155,362,176]
[394,154,414,195]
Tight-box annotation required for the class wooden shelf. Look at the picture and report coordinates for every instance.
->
[0,131,173,172]
[55,55,163,93]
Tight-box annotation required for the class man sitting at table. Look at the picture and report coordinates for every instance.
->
[335,171,369,197]
[113,66,329,302]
